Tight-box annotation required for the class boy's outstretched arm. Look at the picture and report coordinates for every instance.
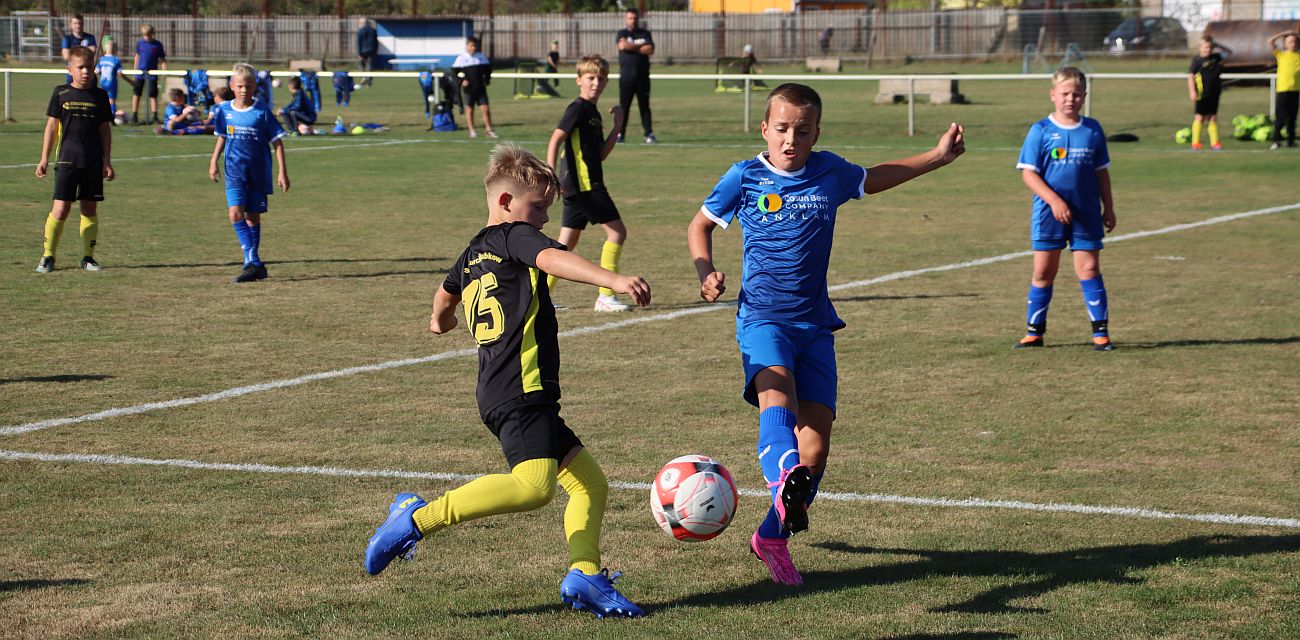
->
[864,122,965,195]
[430,286,460,334]
[272,139,290,191]
[687,209,726,302]
[535,248,651,307]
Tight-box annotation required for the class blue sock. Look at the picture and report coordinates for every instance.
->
[1080,276,1109,336]
[1025,284,1053,335]
[232,222,253,267]
[246,223,263,266]
[756,406,799,539]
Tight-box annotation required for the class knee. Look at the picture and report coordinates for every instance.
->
[516,477,556,510]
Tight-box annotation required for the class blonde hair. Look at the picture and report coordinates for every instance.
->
[1052,66,1087,91]
[231,62,257,84]
[141,24,154,37]
[576,54,609,77]
[484,143,560,202]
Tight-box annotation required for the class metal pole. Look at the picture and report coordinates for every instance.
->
[1085,77,1092,117]
[4,71,10,123]
[743,75,754,133]
[1268,76,1279,119]
[907,75,915,136]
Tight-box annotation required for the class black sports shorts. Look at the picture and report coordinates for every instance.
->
[52,166,104,202]
[561,189,621,230]
[132,74,159,98]
[464,85,490,107]
[1195,92,1221,116]
[482,391,582,469]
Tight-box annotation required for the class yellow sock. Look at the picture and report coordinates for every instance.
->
[1191,120,1203,146]
[43,214,66,257]
[557,448,607,575]
[597,241,623,298]
[80,214,99,258]
[411,458,557,535]
[1208,121,1220,146]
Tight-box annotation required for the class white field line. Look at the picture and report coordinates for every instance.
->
[2,448,1296,530]
[0,139,426,170]
[3,201,1297,438]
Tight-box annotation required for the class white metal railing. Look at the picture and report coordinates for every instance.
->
[1,68,1279,135]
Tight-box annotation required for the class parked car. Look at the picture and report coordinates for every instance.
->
[1103,17,1188,52]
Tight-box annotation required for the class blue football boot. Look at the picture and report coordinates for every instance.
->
[560,568,645,618]
[363,492,426,576]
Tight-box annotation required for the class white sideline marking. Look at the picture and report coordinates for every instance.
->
[3,201,1297,438]
[0,139,425,170]
[2,448,1296,529]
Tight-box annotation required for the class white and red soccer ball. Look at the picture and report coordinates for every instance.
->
[650,455,738,542]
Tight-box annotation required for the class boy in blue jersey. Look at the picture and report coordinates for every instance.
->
[418,69,435,119]
[686,83,965,586]
[131,24,166,125]
[160,88,211,135]
[209,63,290,283]
[279,76,317,135]
[96,37,126,119]
[1014,67,1116,351]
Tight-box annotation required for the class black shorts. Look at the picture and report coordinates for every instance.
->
[1195,92,1221,116]
[482,391,582,469]
[52,167,104,202]
[132,74,159,98]
[464,85,489,107]
[562,189,621,229]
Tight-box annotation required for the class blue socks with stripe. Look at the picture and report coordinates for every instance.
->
[246,223,262,266]
[232,222,253,267]
[1025,284,1053,336]
[1080,276,1109,336]
[756,406,798,539]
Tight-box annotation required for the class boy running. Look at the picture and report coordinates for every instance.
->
[363,144,650,619]
[686,83,965,585]
[1187,35,1232,151]
[35,46,114,273]
[96,37,126,119]
[1014,67,1117,351]
[545,54,633,312]
[209,63,289,283]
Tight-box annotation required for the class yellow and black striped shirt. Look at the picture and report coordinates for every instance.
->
[443,222,566,417]
[555,98,606,197]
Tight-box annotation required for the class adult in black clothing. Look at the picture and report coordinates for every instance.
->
[356,18,378,87]
[616,9,656,143]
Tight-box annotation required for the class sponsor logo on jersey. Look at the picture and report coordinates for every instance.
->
[1051,147,1068,160]
[758,193,783,213]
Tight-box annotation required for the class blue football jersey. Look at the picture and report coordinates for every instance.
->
[96,55,122,94]
[702,151,867,329]
[213,101,286,195]
[1016,115,1111,238]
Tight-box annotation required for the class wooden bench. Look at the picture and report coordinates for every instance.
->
[875,77,966,105]
[805,57,841,73]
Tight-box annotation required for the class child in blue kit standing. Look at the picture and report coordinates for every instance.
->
[209,63,290,283]
[1014,67,1117,351]
[686,83,965,586]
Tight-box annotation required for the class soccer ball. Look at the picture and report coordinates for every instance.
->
[650,455,738,542]
[1174,127,1191,144]
[271,79,281,88]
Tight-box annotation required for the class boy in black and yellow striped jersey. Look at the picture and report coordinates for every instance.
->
[364,144,651,619]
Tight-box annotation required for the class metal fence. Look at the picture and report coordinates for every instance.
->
[0,4,1276,66]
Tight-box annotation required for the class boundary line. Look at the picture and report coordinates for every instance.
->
[4,201,1297,438]
[2,448,1295,530]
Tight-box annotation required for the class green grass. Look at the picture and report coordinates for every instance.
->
[1,59,1297,638]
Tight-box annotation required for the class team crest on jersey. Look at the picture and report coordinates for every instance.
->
[1051,147,1068,160]
[758,193,783,213]
[226,124,235,135]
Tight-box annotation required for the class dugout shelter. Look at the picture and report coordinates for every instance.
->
[374,18,473,71]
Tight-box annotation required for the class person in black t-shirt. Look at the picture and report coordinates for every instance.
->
[616,8,656,144]
[35,47,114,273]
[1187,35,1233,150]
[362,144,650,620]
[546,55,633,312]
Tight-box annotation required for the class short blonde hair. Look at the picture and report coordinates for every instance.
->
[576,54,609,77]
[484,143,560,202]
[141,24,154,37]
[231,62,257,84]
[1052,66,1087,91]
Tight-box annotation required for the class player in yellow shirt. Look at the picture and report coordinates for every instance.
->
[1267,30,1299,149]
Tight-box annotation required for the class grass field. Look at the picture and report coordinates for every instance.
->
[1,59,1298,639]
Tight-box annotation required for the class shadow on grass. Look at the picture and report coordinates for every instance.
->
[882,634,1015,640]
[277,267,448,283]
[456,534,1299,620]
[1043,336,1300,350]
[0,578,91,593]
[110,256,441,270]
[0,374,113,385]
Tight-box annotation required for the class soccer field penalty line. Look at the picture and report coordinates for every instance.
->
[2,448,1296,530]
[3,201,1297,438]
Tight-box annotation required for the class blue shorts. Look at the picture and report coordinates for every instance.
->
[225,185,269,214]
[1032,235,1104,251]
[737,320,837,414]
